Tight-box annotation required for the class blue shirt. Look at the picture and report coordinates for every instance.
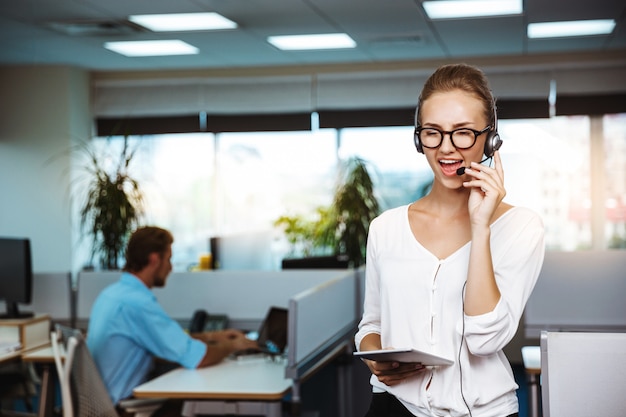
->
[86,273,207,404]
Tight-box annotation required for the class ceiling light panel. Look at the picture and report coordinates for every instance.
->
[104,40,199,57]
[423,0,523,19]
[129,12,237,32]
[528,19,616,39]
[267,33,356,50]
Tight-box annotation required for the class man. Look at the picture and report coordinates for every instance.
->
[87,226,257,406]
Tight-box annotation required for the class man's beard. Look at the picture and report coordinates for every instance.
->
[153,275,166,288]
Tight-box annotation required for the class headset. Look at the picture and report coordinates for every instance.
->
[414,99,502,158]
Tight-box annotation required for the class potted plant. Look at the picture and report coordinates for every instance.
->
[275,157,380,268]
[329,157,380,267]
[75,136,144,270]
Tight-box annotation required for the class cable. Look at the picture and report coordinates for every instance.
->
[459,281,473,417]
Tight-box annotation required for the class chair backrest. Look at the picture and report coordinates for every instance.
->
[55,324,81,346]
[66,332,119,417]
[51,327,74,417]
[51,325,119,417]
[540,331,626,417]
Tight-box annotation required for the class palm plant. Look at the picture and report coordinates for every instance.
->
[275,157,379,267]
[329,157,380,266]
[77,137,144,270]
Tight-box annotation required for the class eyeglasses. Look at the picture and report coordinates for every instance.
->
[415,125,491,150]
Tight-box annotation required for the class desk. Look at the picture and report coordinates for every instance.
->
[521,346,541,417]
[0,349,22,364]
[0,344,56,417]
[133,355,291,417]
[21,345,56,417]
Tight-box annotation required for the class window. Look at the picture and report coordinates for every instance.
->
[339,126,432,211]
[87,114,625,270]
[603,114,626,248]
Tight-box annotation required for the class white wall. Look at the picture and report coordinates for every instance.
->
[93,63,626,117]
[0,66,91,273]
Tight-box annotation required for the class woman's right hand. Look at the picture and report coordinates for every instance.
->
[359,335,425,385]
[363,358,426,386]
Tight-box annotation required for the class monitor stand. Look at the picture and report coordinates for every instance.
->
[0,302,34,319]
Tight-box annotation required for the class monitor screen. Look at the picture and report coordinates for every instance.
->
[0,237,34,319]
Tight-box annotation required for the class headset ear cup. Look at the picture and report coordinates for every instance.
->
[414,131,424,154]
[483,131,502,158]
[493,132,502,152]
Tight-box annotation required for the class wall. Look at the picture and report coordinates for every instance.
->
[93,61,626,117]
[0,66,90,273]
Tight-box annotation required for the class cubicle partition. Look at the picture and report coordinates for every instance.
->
[76,269,354,330]
[524,250,626,338]
[287,271,357,371]
[286,269,360,417]
[77,269,362,416]
[75,271,118,328]
[120,268,361,417]
[520,250,626,417]
[540,331,626,417]
[154,270,345,328]
[13,272,72,323]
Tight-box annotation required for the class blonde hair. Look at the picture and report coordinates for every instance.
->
[415,63,496,127]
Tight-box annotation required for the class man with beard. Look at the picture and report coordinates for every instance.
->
[87,226,257,408]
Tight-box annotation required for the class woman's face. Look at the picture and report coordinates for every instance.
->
[419,89,489,187]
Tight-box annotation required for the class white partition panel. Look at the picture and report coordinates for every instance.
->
[76,271,119,320]
[77,270,345,322]
[525,251,626,338]
[288,271,357,366]
[541,331,626,417]
[13,272,72,320]
[154,270,344,320]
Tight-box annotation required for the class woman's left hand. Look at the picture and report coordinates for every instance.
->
[462,151,506,227]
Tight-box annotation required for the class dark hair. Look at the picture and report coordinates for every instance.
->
[123,226,173,272]
[415,63,496,127]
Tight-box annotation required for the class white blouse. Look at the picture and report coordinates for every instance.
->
[355,205,545,417]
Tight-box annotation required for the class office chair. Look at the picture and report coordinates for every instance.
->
[51,326,164,417]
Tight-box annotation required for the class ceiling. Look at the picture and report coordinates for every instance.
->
[0,0,625,74]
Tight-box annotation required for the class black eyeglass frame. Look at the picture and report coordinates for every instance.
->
[415,125,492,150]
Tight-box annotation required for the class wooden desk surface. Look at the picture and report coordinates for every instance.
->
[0,350,21,364]
[133,355,292,401]
[21,344,55,363]
[1,343,53,364]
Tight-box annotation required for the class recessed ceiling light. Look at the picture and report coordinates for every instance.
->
[104,40,199,57]
[128,12,237,32]
[423,0,522,19]
[267,33,356,50]
[528,19,616,39]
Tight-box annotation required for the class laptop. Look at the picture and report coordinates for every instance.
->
[235,306,288,357]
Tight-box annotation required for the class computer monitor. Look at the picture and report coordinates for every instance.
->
[0,237,34,319]
[281,254,350,269]
[209,232,274,270]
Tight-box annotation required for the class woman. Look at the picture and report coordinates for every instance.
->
[355,63,545,417]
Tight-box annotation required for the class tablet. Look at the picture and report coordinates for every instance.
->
[354,348,454,366]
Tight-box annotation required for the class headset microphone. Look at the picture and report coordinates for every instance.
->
[456,156,492,176]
